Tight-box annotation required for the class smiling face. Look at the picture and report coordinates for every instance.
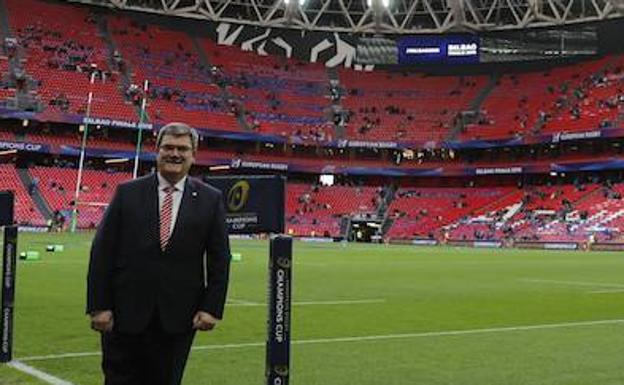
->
[156,134,196,185]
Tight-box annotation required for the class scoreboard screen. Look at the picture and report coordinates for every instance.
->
[397,35,480,65]
[354,27,597,66]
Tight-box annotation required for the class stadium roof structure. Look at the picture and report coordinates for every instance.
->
[65,0,624,34]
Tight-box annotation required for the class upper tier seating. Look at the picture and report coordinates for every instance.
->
[339,70,486,142]
[6,0,136,121]
[200,38,334,140]
[109,16,240,131]
[463,56,624,140]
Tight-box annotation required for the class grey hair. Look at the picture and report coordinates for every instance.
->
[156,122,199,151]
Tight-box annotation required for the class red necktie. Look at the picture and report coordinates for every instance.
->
[160,186,175,250]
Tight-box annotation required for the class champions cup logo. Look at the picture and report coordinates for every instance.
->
[274,365,289,376]
[276,257,291,269]
[227,180,250,212]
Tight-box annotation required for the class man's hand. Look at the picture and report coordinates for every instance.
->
[192,311,219,331]
[90,310,114,333]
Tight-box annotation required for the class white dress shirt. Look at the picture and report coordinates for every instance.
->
[157,173,187,238]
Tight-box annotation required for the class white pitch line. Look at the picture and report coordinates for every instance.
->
[227,298,258,305]
[8,360,75,385]
[288,319,624,345]
[193,341,265,351]
[15,351,101,362]
[18,318,624,363]
[227,299,386,307]
[291,299,386,306]
[520,278,624,289]
[589,289,624,294]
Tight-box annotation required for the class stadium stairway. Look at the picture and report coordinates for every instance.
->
[339,216,350,239]
[378,185,397,238]
[325,66,345,139]
[447,74,500,141]
[380,216,394,238]
[383,184,397,204]
[376,185,394,217]
[191,36,211,67]
[0,0,34,110]
[572,184,606,206]
[17,168,52,221]
[0,0,10,41]
[3,2,48,112]
[193,36,251,131]
[469,74,501,111]
[99,14,137,118]
[472,188,523,216]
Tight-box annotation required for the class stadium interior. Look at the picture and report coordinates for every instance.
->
[0,0,623,251]
[4,1,624,384]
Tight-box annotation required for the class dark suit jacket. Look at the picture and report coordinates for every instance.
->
[87,173,231,334]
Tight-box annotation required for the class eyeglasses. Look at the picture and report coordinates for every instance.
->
[159,144,193,154]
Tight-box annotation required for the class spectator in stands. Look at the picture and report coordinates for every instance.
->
[87,122,231,385]
[126,83,142,106]
[4,37,17,57]
[51,210,65,232]
[28,177,39,195]
[12,67,26,91]
[50,92,70,112]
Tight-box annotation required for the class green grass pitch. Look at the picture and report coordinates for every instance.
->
[1,232,624,385]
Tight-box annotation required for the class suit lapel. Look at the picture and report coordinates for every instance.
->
[167,177,197,251]
[144,173,160,250]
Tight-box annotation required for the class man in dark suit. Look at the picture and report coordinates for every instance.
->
[87,122,231,385]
